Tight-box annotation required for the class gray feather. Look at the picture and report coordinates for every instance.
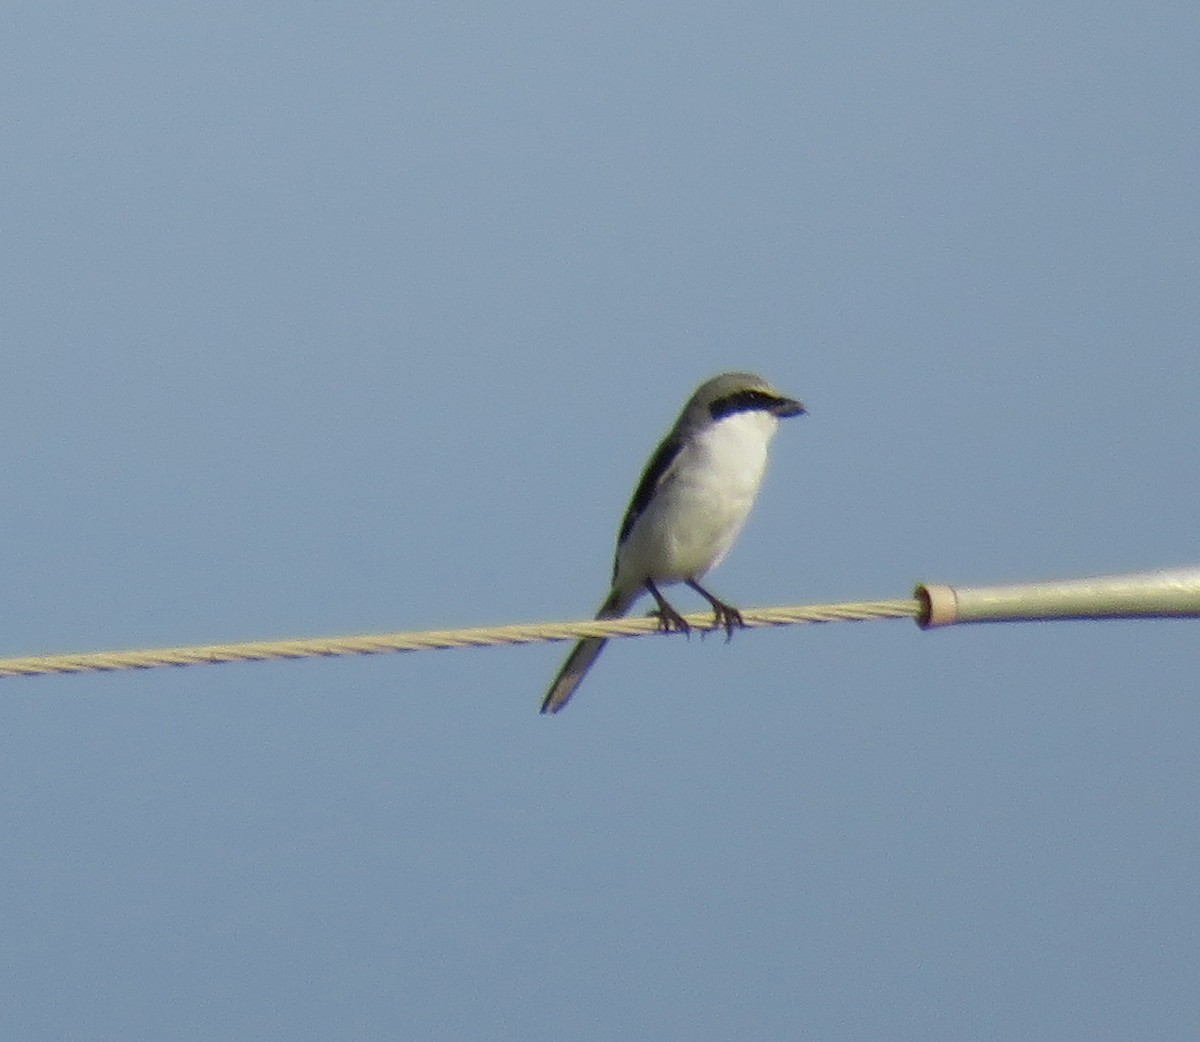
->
[540,588,635,714]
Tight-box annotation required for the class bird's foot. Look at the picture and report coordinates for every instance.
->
[710,601,745,643]
[645,580,691,637]
[649,603,691,636]
[685,580,745,642]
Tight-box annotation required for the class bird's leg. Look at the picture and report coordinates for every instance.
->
[645,580,691,636]
[686,580,744,642]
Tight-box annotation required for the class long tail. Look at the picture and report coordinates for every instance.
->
[540,588,636,714]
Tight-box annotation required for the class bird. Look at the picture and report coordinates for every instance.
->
[541,371,806,714]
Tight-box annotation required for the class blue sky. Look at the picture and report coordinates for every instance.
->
[2,3,1197,1039]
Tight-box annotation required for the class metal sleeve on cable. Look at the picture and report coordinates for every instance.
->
[916,567,1200,628]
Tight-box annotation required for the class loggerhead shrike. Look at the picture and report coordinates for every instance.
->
[541,371,805,714]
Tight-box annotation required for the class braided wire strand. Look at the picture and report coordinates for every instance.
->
[0,599,921,679]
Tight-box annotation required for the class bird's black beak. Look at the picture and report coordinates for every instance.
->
[771,396,806,418]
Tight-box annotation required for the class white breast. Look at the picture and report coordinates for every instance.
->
[614,410,780,591]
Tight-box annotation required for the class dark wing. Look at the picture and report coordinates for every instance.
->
[613,434,683,578]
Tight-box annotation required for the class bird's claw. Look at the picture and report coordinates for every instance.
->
[649,606,691,637]
[711,602,744,643]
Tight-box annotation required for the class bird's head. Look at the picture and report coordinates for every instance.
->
[686,372,806,426]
